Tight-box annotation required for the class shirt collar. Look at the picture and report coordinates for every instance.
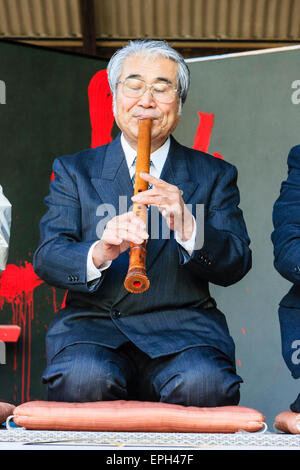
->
[121,133,170,176]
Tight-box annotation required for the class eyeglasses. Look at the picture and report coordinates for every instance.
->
[118,78,179,104]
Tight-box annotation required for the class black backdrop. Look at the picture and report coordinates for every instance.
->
[0,40,107,403]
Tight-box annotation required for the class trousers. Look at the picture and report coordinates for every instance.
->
[42,341,243,407]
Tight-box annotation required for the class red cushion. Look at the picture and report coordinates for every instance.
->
[0,402,15,423]
[12,400,265,433]
[274,411,300,434]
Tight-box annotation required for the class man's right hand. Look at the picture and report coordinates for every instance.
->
[92,212,149,268]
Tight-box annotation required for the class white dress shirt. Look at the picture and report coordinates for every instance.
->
[87,134,197,282]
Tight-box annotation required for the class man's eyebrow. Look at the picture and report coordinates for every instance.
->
[155,77,172,85]
[124,74,173,85]
[125,74,142,80]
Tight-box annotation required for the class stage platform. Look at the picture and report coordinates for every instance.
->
[0,427,300,450]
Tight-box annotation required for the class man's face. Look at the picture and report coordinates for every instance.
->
[114,54,181,151]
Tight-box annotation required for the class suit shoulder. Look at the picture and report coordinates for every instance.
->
[287,145,300,170]
[52,144,108,176]
[179,142,237,176]
[56,144,107,167]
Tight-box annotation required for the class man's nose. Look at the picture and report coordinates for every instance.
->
[137,88,155,107]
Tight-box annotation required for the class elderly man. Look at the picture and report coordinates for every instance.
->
[34,40,251,406]
[0,185,11,273]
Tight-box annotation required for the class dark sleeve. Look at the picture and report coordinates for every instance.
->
[177,164,252,287]
[271,145,300,285]
[33,157,104,293]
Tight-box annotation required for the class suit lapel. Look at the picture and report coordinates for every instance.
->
[91,134,134,211]
[160,136,199,203]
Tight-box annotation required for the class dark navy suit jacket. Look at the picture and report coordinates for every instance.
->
[34,134,251,364]
[272,145,300,378]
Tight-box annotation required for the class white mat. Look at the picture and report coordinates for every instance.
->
[0,428,300,449]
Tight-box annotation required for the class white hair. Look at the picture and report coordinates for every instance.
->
[107,39,190,114]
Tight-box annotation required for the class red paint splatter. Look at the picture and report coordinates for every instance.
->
[238,359,242,367]
[245,287,250,293]
[52,287,58,313]
[193,112,214,153]
[52,288,68,312]
[61,291,68,309]
[0,262,44,403]
[48,70,115,182]
[193,111,224,159]
[13,343,17,371]
[88,69,114,148]
[212,152,224,160]
[242,328,246,335]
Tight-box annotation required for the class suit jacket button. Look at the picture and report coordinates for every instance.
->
[112,311,121,318]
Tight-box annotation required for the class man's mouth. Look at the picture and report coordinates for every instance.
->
[134,115,157,120]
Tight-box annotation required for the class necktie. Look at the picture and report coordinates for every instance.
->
[131,157,153,189]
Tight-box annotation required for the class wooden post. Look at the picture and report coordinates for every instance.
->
[79,0,97,56]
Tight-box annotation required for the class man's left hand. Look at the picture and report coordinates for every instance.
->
[131,172,194,241]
